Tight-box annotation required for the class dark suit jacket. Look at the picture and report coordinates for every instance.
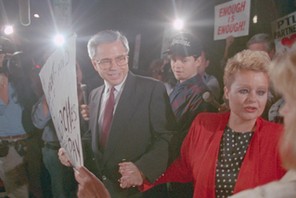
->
[86,72,176,197]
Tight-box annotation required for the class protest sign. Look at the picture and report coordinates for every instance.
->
[272,11,296,55]
[39,34,83,167]
[214,0,250,40]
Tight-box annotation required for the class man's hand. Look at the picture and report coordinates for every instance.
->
[75,166,110,198]
[118,162,144,189]
[58,148,72,167]
[80,104,90,121]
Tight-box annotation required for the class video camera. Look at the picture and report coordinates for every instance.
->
[0,51,23,75]
[0,36,22,75]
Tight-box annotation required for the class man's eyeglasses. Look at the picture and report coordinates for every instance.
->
[95,54,129,70]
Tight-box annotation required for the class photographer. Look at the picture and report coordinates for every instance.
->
[0,36,38,198]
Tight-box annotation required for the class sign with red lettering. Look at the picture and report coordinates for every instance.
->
[214,0,250,40]
[271,11,296,55]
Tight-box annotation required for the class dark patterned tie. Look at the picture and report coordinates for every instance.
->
[100,87,115,148]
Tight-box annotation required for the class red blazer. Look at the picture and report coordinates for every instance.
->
[145,112,286,198]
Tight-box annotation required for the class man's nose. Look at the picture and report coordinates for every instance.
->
[109,58,121,68]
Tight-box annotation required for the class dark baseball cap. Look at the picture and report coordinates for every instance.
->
[164,33,203,57]
[0,36,15,54]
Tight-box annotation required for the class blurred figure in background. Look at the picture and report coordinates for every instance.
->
[148,58,176,95]
[198,50,221,101]
[247,33,275,59]
[149,59,165,81]
[0,36,39,197]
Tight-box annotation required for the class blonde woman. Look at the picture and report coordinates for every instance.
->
[230,49,296,198]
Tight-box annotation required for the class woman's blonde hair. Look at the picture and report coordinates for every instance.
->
[269,49,296,170]
[223,49,271,88]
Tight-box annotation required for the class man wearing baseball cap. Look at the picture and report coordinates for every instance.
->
[166,32,209,141]
[165,32,210,198]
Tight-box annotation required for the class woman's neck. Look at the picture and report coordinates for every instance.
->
[228,114,257,133]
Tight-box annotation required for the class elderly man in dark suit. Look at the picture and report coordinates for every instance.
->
[59,30,176,198]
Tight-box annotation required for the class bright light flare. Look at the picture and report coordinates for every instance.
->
[34,14,40,18]
[173,19,184,31]
[3,25,14,35]
[53,34,65,47]
[253,15,258,24]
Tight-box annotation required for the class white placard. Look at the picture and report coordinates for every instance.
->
[214,0,251,40]
[39,34,83,168]
[272,11,296,55]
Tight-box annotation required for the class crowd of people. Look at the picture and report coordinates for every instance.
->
[141,49,285,197]
[0,26,295,198]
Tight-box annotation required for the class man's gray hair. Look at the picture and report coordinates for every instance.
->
[246,33,275,53]
[87,30,130,59]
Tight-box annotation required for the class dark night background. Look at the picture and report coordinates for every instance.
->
[1,0,296,87]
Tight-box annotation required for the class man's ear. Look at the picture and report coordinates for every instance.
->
[91,59,98,71]
[195,55,203,66]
